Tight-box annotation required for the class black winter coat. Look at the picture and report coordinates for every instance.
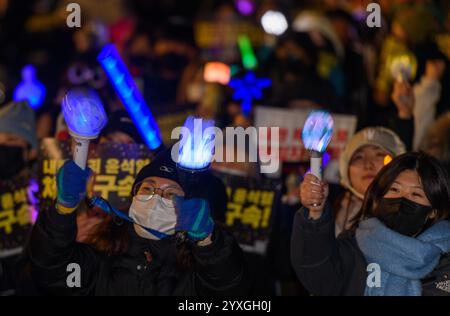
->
[291,207,449,296]
[28,205,249,296]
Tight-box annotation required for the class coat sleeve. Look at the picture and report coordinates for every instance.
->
[290,206,366,296]
[27,204,99,295]
[191,225,250,296]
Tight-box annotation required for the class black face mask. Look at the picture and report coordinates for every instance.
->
[0,145,26,180]
[375,197,433,237]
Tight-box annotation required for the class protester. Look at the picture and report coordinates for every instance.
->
[332,127,405,235]
[28,149,249,295]
[293,152,450,296]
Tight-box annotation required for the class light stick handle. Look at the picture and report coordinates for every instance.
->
[73,138,90,170]
[310,152,322,181]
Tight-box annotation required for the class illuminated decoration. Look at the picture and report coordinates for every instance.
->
[13,65,46,109]
[302,110,334,182]
[203,62,231,85]
[261,10,288,36]
[229,71,271,116]
[235,0,255,16]
[62,88,107,138]
[62,88,108,169]
[238,35,258,70]
[97,44,162,150]
[390,54,417,82]
[176,116,216,171]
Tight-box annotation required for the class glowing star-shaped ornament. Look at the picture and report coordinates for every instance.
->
[13,65,46,109]
[229,72,271,116]
[62,88,108,169]
[302,110,334,181]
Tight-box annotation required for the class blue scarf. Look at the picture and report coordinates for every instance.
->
[356,218,450,296]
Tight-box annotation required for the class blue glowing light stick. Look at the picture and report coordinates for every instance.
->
[302,110,334,181]
[13,65,46,109]
[97,44,162,150]
[62,88,108,169]
[176,116,216,171]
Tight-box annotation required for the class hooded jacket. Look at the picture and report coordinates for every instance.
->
[334,127,406,235]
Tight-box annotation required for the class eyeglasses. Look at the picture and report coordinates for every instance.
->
[133,181,185,205]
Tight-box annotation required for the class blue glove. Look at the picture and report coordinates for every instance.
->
[175,198,214,241]
[56,160,92,212]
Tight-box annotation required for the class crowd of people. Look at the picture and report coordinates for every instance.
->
[0,0,450,296]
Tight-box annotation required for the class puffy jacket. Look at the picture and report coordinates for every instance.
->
[28,205,249,296]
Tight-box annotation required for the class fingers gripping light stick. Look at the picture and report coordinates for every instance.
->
[62,88,108,169]
[302,110,334,183]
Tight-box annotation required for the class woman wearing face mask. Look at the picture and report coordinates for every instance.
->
[292,152,450,296]
[28,150,249,296]
[314,127,406,236]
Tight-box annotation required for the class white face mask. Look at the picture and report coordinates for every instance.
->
[129,195,177,240]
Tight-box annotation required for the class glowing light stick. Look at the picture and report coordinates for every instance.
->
[173,116,216,243]
[62,88,108,169]
[235,0,255,16]
[238,35,258,70]
[13,65,46,109]
[176,116,216,172]
[302,110,334,181]
[261,10,288,36]
[97,44,162,150]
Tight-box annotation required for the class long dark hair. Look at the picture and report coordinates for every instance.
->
[352,152,450,229]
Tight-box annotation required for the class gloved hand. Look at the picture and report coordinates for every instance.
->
[56,160,92,214]
[175,198,214,242]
